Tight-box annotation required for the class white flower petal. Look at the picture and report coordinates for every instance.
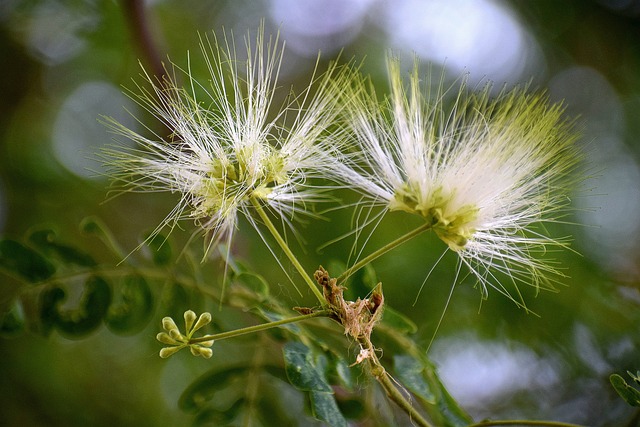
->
[342,56,581,303]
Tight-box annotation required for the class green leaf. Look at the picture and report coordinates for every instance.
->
[283,343,347,426]
[359,263,378,289]
[28,229,96,267]
[310,391,347,427]
[80,216,125,259]
[346,263,379,299]
[105,274,154,334]
[381,306,418,334]
[179,366,247,412]
[235,271,270,299]
[255,309,302,338]
[393,355,436,404]
[143,232,172,266]
[80,216,104,235]
[54,275,112,338]
[192,398,245,426]
[283,342,332,393]
[0,298,26,338]
[328,353,354,391]
[393,354,472,427]
[611,373,640,407]
[0,239,56,282]
[433,373,474,427]
[39,285,66,336]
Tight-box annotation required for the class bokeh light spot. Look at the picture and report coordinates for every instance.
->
[52,81,138,179]
[268,0,374,56]
[22,2,98,64]
[381,0,539,83]
[549,66,640,274]
[431,333,561,418]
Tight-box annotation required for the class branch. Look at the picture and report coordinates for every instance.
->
[121,0,166,80]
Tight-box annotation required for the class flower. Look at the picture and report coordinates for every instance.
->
[339,57,581,304]
[100,25,350,256]
[156,310,214,358]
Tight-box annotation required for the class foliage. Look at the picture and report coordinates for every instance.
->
[0,220,475,426]
[2,2,639,426]
[611,371,640,408]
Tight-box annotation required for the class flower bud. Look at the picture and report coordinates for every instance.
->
[184,310,197,332]
[162,316,179,333]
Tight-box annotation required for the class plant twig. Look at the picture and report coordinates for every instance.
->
[250,197,326,304]
[469,420,586,427]
[364,341,433,427]
[189,309,331,344]
[317,266,433,426]
[121,0,166,80]
[336,222,432,284]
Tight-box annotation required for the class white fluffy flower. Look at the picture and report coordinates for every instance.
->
[101,28,348,255]
[340,58,581,303]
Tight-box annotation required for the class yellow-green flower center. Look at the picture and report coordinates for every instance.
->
[389,184,478,251]
[192,147,288,218]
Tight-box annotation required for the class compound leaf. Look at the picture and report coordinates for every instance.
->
[393,354,436,405]
[0,239,55,282]
[0,298,26,338]
[46,276,112,338]
[143,231,172,266]
[105,274,153,334]
[28,229,96,267]
[179,366,247,412]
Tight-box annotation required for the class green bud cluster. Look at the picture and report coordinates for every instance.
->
[156,310,214,358]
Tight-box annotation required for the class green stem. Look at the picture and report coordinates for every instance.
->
[468,421,585,427]
[189,309,331,344]
[375,367,433,427]
[360,336,432,427]
[336,222,432,284]
[250,197,325,304]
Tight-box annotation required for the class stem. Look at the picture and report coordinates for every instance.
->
[336,222,432,284]
[250,197,325,304]
[189,309,331,344]
[375,368,433,427]
[121,0,176,139]
[122,0,166,80]
[374,322,473,423]
[469,421,586,427]
[361,338,432,427]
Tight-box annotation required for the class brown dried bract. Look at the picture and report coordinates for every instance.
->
[314,266,384,342]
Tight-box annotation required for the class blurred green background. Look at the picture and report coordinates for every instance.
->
[0,0,639,425]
